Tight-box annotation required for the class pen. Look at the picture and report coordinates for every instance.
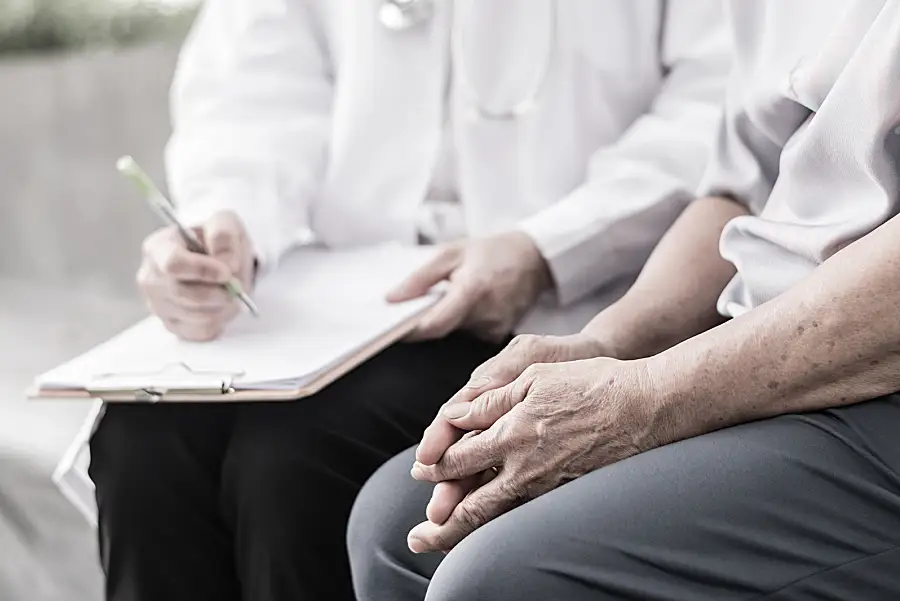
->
[116,155,260,317]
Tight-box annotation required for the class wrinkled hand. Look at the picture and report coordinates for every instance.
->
[388,231,552,342]
[414,333,609,526]
[417,333,610,465]
[406,357,659,553]
[137,211,256,341]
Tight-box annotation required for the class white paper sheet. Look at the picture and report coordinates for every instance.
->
[36,244,439,392]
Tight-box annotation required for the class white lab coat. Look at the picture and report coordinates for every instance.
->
[56,0,731,523]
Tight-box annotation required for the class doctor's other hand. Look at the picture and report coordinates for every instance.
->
[137,210,256,342]
[388,231,552,342]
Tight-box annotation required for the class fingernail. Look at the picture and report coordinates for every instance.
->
[466,376,492,390]
[408,535,426,554]
[411,463,426,479]
[442,403,470,420]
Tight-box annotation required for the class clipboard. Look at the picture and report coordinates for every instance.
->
[28,244,443,404]
[29,306,425,403]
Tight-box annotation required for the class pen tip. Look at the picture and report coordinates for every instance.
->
[243,295,260,317]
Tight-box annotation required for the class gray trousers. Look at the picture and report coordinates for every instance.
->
[347,394,900,600]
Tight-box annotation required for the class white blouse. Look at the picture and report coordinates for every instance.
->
[701,0,900,316]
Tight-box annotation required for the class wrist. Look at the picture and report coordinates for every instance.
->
[631,351,703,450]
[582,288,710,361]
[580,298,653,360]
[637,340,746,449]
[559,333,610,362]
[581,319,626,360]
[515,231,553,295]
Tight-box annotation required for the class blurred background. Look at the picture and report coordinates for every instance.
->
[0,1,199,598]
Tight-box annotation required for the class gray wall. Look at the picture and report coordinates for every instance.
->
[0,43,180,297]
[0,44,186,601]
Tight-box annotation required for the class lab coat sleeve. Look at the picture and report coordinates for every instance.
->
[165,0,332,270]
[519,0,731,306]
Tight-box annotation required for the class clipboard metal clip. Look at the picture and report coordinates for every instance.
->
[87,363,245,402]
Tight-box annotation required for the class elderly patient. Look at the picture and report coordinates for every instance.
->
[348,1,900,599]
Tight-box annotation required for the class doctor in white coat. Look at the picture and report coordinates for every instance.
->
[75,1,730,600]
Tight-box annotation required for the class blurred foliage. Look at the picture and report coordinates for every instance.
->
[0,0,200,55]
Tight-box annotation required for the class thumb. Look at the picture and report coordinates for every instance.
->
[387,247,460,302]
[440,380,525,431]
[203,212,245,275]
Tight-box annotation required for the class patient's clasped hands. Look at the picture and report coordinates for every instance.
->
[408,334,667,553]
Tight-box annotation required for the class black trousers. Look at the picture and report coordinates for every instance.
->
[88,334,502,601]
[349,394,900,600]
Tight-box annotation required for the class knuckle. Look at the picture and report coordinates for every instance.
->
[174,282,200,303]
[454,500,490,531]
[544,336,572,361]
[426,315,452,334]
[438,452,464,477]
[510,412,538,440]
[141,228,169,257]
[509,334,535,348]
[491,415,532,450]
[458,429,483,444]
[186,322,220,342]
[523,361,553,379]
[508,334,543,356]
[467,274,491,295]
[488,361,520,383]
[140,237,154,258]
[521,364,542,381]
[189,286,225,307]
[477,390,505,416]
[491,419,517,448]
[415,321,442,339]
[181,331,205,342]
[427,530,456,552]
[184,303,219,319]
[523,334,554,357]
[471,357,503,380]
[135,264,153,289]
[507,335,525,349]
[197,264,219,281]
[453,269,481,292]
[470,355,497,376]
[160,251,188,276]
[161,318,182,336]
[207,229,238,253]
[495,477,529,505]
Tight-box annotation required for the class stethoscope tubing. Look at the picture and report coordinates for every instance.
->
[380,0,557,121]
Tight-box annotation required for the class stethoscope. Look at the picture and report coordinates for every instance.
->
[379,0,557,120]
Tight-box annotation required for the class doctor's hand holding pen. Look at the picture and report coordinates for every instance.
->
[388,232,553,342]
[137,211,257,342]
